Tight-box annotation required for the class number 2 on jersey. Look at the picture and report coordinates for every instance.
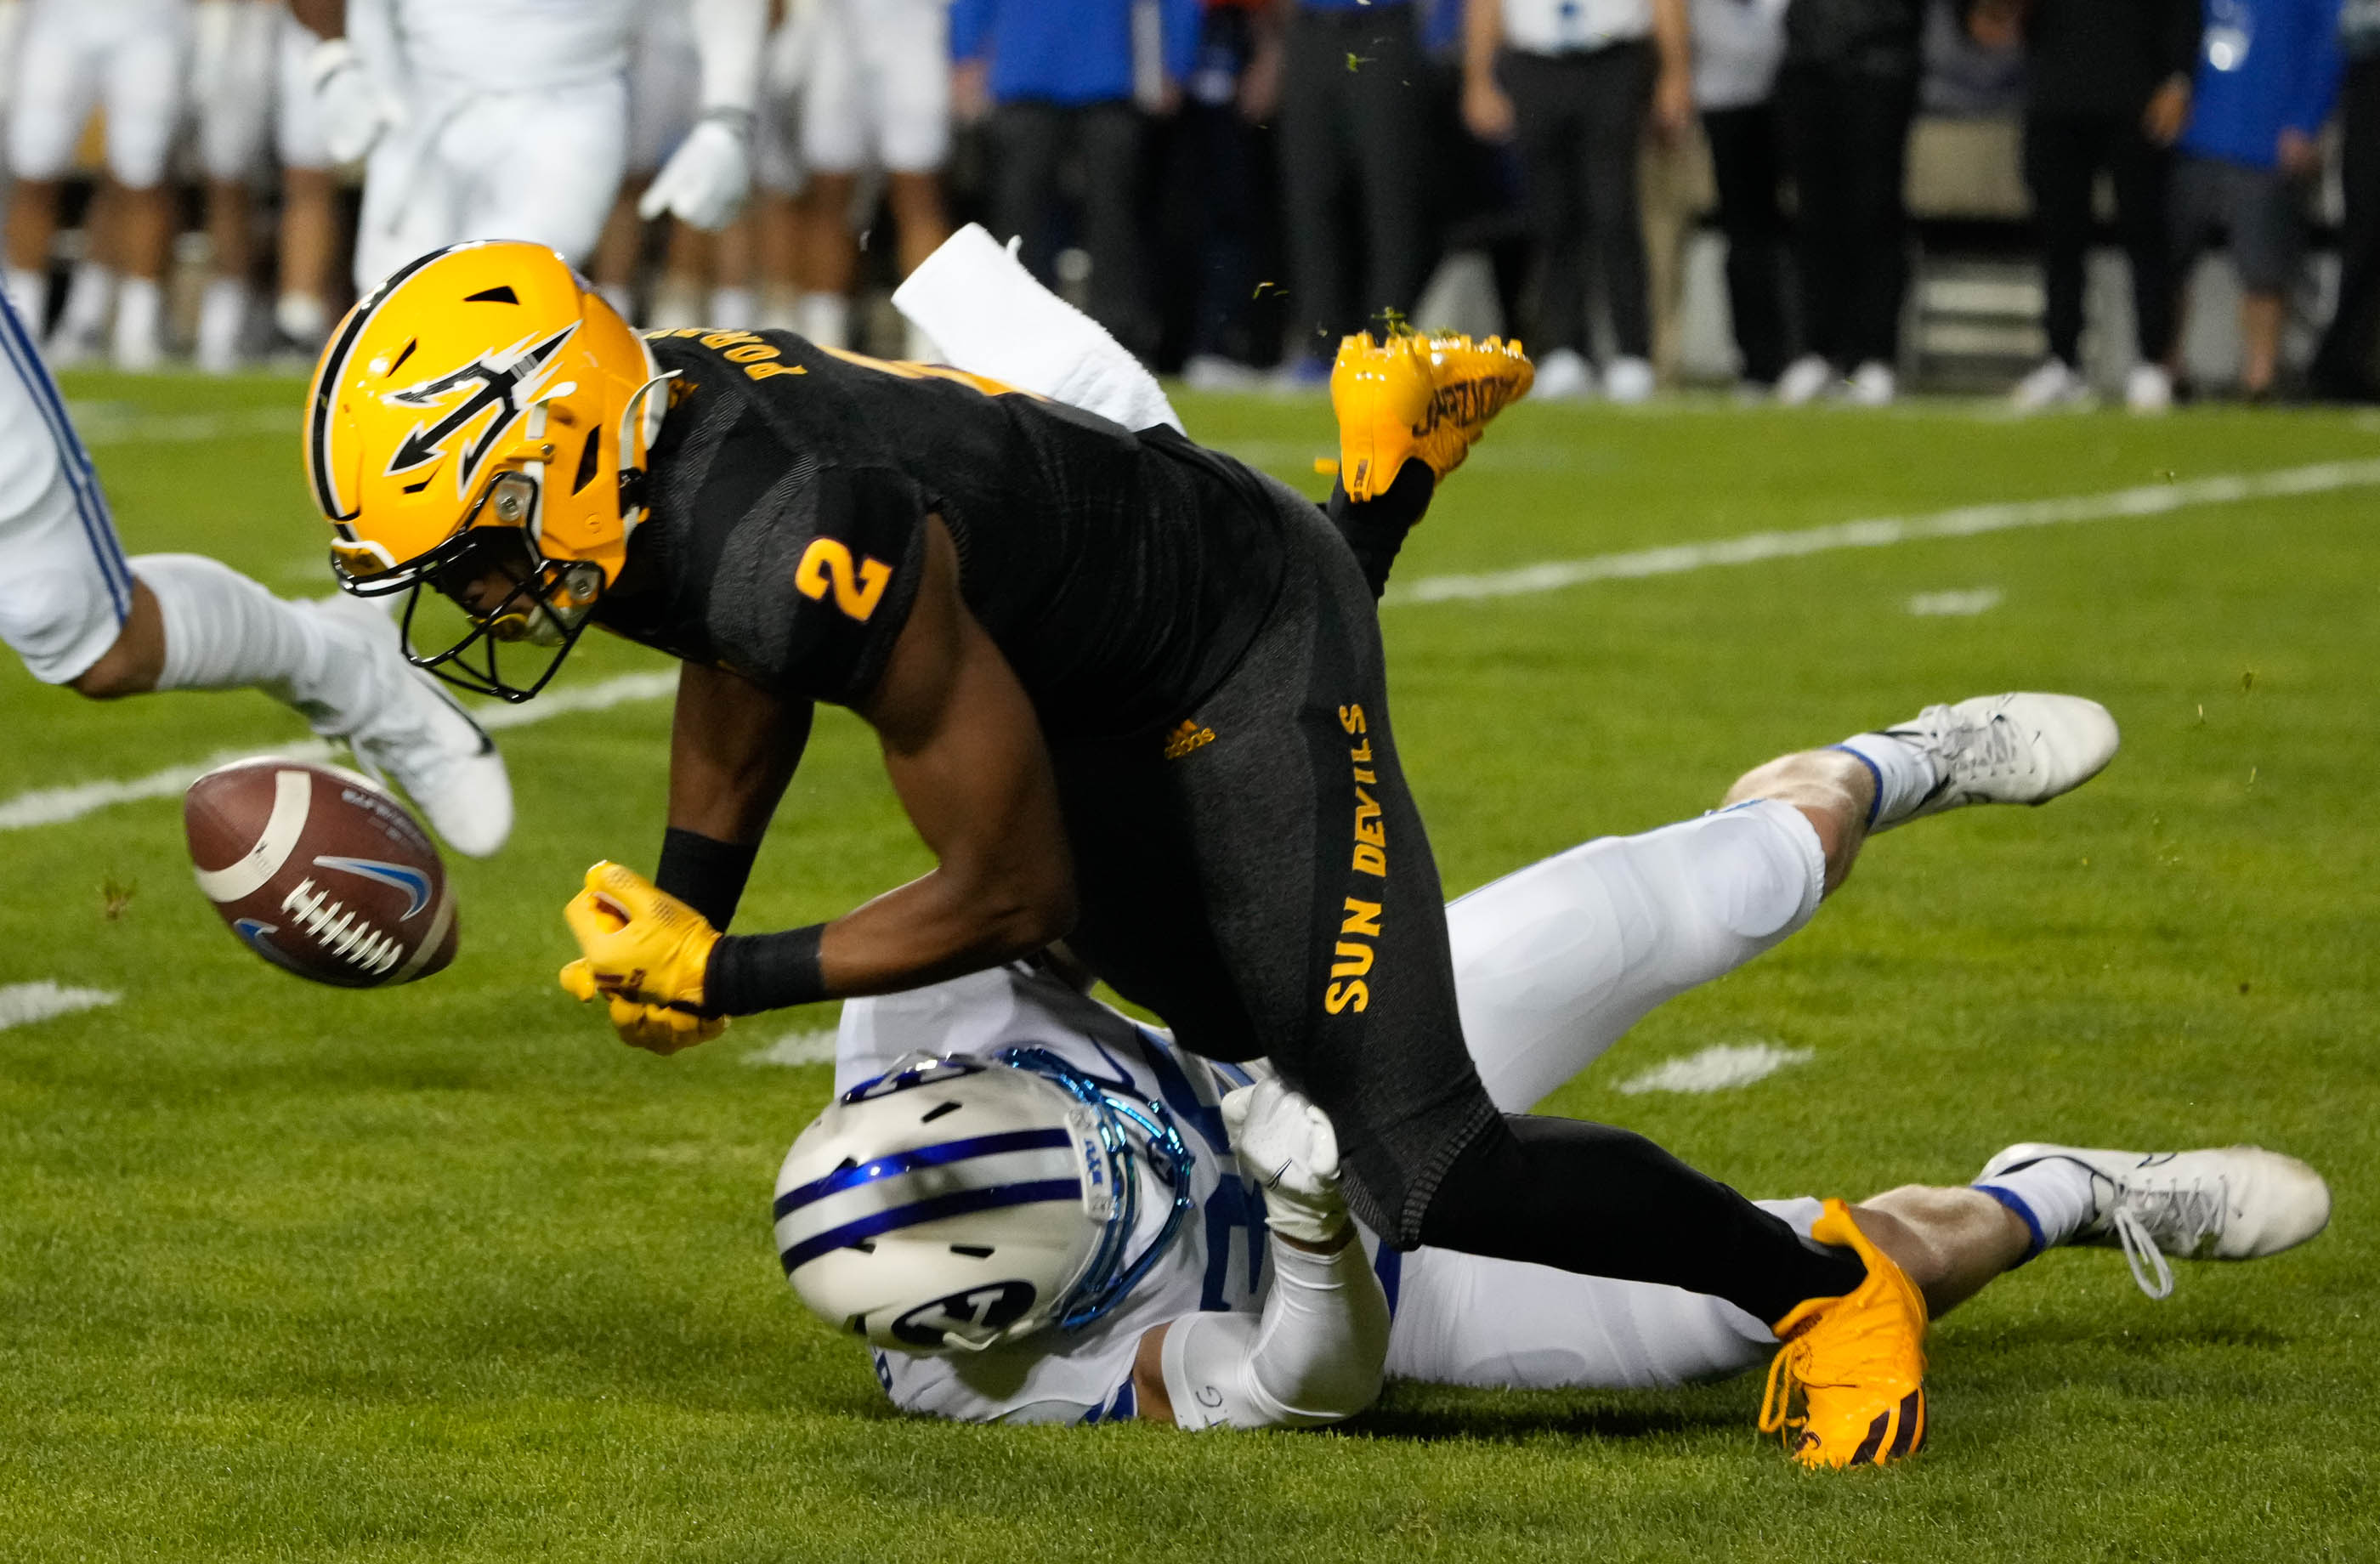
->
[796,538,893,621]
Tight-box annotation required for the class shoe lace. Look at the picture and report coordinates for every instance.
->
[2108,1178,2224,1300]
[1916,703,2027,781]
[1758,1339,1807,1444]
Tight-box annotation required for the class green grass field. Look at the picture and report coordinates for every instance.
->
[4,375,2377,1561]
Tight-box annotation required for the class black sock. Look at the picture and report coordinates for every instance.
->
[1419,1115,1866,1329]
[1324,459,1436,599]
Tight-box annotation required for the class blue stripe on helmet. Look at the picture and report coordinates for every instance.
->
[777,1179,1084,1274]
[773,1126,1074,1221]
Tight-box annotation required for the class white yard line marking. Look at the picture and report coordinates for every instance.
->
[1616,1041,1813,1096]
[0,981,120,1031]
[1385,457,2380,605]
[0,740,339,831]
[64,405,296,446]
[472,670,679,730]
[1,672,676,832]
[743,1028,840,1067]
[1907,587,2003,617]
[11,457,2376,833]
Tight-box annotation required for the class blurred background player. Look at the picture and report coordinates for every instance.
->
[953,0,1198,362]
[0,286,511,854]
[3,0,187,369]
[1771,0,1924,406]
[270,1,340,356]
[1970,0,2196,414]
[290,0,767,290]
[2165,0,2341,400]
[1691,0,1793,393]
[187,0,275,372]
[1462,0,1693,404]
[792,0,951,356]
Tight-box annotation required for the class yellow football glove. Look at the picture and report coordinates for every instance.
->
[559,861,728,1056]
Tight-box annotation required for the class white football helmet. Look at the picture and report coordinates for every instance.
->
[774,1048,1195,1353]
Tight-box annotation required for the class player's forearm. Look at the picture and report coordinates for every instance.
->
[703,853,1073,1014]
[1154,1231,1390,1430]
[1652,0,1692,85]
[1465,0,1504,85]
[689,0,768,112]
[667,662,808,845]
[657,663,808,928]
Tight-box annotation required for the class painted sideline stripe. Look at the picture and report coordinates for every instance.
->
[0,671,676,832]
[9,457,2373,831]
[1616,1041,1813,1096]
[1384,457,2380,605]
[0,981,120,1031]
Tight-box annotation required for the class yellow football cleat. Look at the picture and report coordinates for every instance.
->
[1758,1198,1930,1470]
[1330,332,1533,502]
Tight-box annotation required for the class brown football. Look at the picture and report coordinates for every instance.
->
[183,758,459,988]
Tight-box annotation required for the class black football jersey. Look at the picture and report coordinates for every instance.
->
[592,330,1288,739]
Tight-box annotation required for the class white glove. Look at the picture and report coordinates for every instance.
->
[640,114,752,232]
[1221,1078,1349,1247]
[309,37,402,165]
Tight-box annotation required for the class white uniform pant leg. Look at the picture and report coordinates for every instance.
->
[99,0,184,187]
[8,0,99,181]
[452,78,629,268]
[196,0,274,184]
[1448,797,1828,1114]
[1380,1198,1825,1390]
[796,0,860,174]
[0,289,133,682]
[625,3,698,178]
[352,106,459,290]
[864,0,949,173]
[272,8,327,170]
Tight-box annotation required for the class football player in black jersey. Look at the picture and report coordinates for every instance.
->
[308,239,1940,1468]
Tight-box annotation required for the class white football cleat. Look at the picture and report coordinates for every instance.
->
[1881,692,2119,826]
[1603,354,1656,404]
[1533,347,1595,401]
[1776,354,1834,407]
[2010,358,2089,412]
[2125,363,2173,415]
[1977,1143,2332,1298]
[1845,360,1897,406]
[302,597,514,858]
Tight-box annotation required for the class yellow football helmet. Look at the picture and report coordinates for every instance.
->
[304,240,674,700]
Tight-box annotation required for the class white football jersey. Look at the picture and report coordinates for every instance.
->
[835,966,1274,1425]
[388,0,638,90]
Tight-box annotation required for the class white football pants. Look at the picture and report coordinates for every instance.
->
[354,75,628,289]
[7,0,185,186]
[0,286,137,681]
[1386,798,1833,1389]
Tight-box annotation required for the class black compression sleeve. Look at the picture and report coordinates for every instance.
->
[1324,460,1438,598]
[655,828,760,931]
[705,925,828,1016]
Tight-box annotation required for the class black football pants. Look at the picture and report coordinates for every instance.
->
[2023,110,2173,367]
[1052,479,1862,1326]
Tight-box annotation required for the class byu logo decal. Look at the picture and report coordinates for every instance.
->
[381,323,579,499]
[891,1281,1038,1347]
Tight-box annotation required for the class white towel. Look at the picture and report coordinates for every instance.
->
[891,224,1185,434]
